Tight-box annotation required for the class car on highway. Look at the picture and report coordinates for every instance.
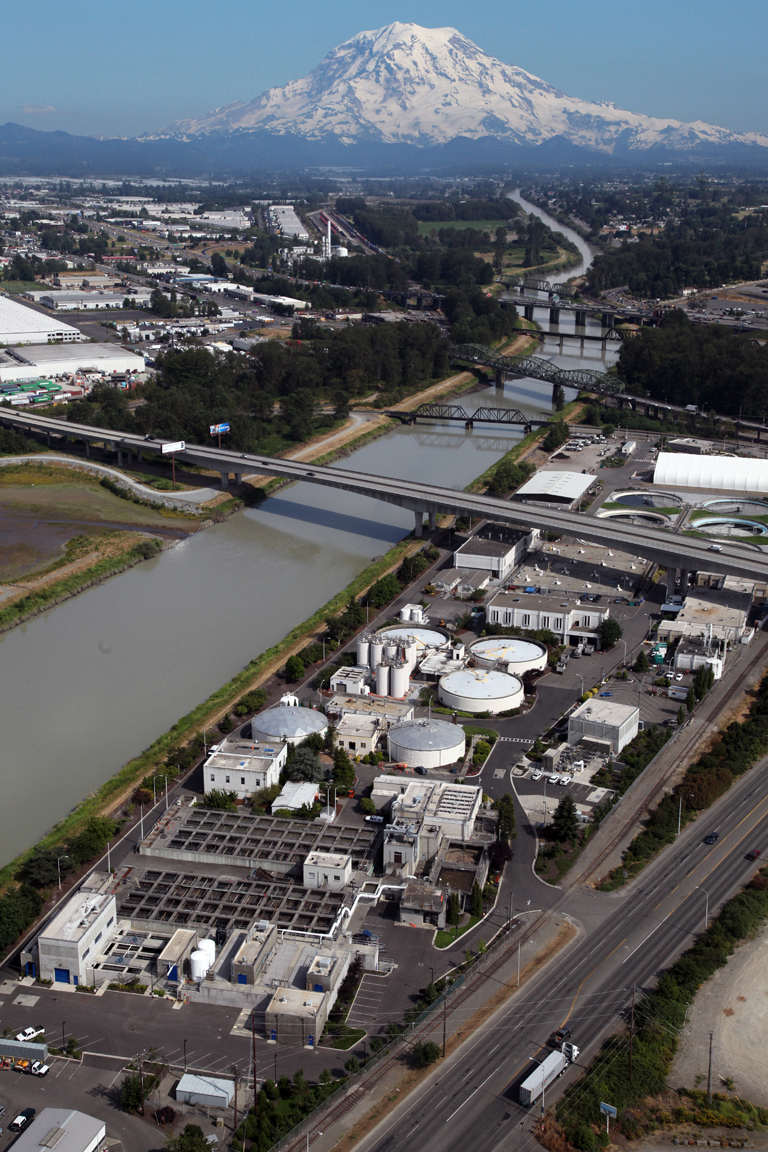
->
[15,1027,44,1042]
[9,1110,35,1133]
[709,544,723,552]
[548,1026,573,1047]
[704,832,719,844]
[746,848,762,861]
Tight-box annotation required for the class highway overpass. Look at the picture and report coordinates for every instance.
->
[4,405,768,586]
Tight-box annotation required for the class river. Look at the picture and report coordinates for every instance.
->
[0,201,600,867]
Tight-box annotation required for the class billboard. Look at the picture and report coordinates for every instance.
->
[210,423,230,436]
[161,440,185,454]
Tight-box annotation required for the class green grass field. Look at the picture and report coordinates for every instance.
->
[0,280,42,295]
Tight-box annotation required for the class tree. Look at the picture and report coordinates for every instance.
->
[285,748,324,783]
[360,797,376,815]
[470,880,483,918]
[165,1124,211,1152]
[333,745,356,791]
[494,794,516,841]
[447,892,461,925]
[553,794,580,842]
[344,1055,360,1074]
[285,654,304,683]
[411,1040,441,1068]
[488,840,513,870]
[598,618,623,649]
[553,384,566,411]
[687,686,696,713]
[542,420,568,452]
[211,252,228,278]
[120,1072,144,1114]
[202,789,238,811]
[17,849,73,888]
[634,649,650,673]
[677,705,686,726]
[67,816,119,866]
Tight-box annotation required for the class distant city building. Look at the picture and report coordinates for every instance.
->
[0,295,82,344]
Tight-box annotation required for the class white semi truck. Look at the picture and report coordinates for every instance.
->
[518,1042,580,1107]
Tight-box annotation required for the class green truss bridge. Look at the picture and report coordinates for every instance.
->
[449,343,626,395]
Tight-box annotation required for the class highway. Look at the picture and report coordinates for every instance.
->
[354,750,768,1152]
[4,406,768,582]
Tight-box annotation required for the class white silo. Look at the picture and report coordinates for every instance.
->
[384,640,398,660]
[356,633,371,667]
[199,938,216,967]
[375,663,390,696]
[390,659,409,698]
[410,605,424,623]
[399,606,412,622]
[369,636,384,671]
[190,950,209,981]
[401,635,418,671]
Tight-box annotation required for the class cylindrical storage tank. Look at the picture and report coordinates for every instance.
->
[390,659,409,698]
[356,634,370,667]
[401,636,418,671]
[387,718,466,769]
[384,641,397,660]
[251,704,328,746]
[369,637,384,671]
[399,606,412,622]
[410,605,424,623]
[190,950,209,981]
[438,668,524,716]
[198,938,216,966]
[469,637,548,675]
[375,663,390,696]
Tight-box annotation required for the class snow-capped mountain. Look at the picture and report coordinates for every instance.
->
[157,22,768,155]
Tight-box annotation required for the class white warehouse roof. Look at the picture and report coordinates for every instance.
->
[0,295,82,344]
[0,342,145,383]
[515,470,594,504]
[654,451,768,494]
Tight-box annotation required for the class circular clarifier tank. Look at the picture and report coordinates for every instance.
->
[469,636,548,674]
[438,667,524,715]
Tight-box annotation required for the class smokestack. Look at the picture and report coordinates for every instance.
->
[327,218,332,252]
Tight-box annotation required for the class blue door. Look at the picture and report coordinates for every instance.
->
[25,962,35,978]
[237,974,247,984]
[54,968,70,983]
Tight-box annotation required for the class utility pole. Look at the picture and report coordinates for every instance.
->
[707,1031,713,1106]
[628,984,635,1084]
[442,994,447,1058]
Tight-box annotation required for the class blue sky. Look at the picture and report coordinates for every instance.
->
[4,0,766,138]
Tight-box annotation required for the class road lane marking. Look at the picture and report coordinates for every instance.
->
[622,913,671,964]
[445,1068,499,1121]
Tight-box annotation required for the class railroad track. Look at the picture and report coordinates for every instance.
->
[574,632,768,884]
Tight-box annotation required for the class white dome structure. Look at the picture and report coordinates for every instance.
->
[439,667,524,715]
[654,451,768,494]
[387,718,465,769]
[470,637,548,675]
[251,695,328,746]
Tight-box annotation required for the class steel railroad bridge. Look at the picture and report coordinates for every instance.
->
[4,406,768,589]
[386,403,554,430]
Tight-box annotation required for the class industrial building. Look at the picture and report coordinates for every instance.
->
[39,290,151,310]
[568,699,639,755]
[176,1075,234,1109]
[438,666,524,715]
[0,294,82,344]
[653,451,768,495]
[250,694,329,745]
[486,591,609,646]
[32,875,117,985]
[454,525,536,580]
[267,204,310,241]
[656,578,753,644]
[514,470,596,509]
[0,342,144,383]
[11,1110,105,1152]
[205,736,286,800]
[387,717,466,769]
[272,781,320,814]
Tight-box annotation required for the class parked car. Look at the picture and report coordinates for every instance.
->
[675,673,684,682]
[15,1027,44,1043]
[558,776,571,787]
[414,766,428,776]
[548,775,560,785]
[704,832,719,845]
[599,692,613,698]
[30,1062,49,1077]
[531,770,542,780]
[364,815,384,824]
[746,848,762,861]
[9,1110,35,1133]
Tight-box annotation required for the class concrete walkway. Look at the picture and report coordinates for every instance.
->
[0,455,219,508]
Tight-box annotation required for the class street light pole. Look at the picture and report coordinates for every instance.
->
[57,855,69,891]
[695,885,709,930]
[529,1054,547,1125]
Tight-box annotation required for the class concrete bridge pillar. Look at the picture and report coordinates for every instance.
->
[46,431,51,446]
[495,368,504,387]
[602,312,615,328]
[428,511,436,532]
[644,403,650,418]
[234,472,242,485]
[220,472,229,490]
[667,568,677,600]
[549,306,560,325]
[630,399,637,412]
[559,335,564,352]
[680,568,690,592]
[84,440,90,459]
[524,304,534,321]
[117,448,123,467]
[137,449,142,462]
[413,509,425,537]
[575,309,587,327]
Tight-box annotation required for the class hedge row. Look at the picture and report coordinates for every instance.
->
[601,668,768,889]
[556,865,768,1148]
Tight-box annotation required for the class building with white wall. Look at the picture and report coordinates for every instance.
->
[204,738,286,799]
[454,526,536,580]
[12,1110,105,1152]
[486,591,609,645]
[36,877,117,986]
[303,852,352,891]
[0,295,82,343]
[0,342,144,383]
[568,699,639,754]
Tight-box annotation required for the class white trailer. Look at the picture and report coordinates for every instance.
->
[518,1044,579,1107]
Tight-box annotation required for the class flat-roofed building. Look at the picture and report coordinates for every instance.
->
[657,579,753,644]
[568,699,639,754]
[335,713,383,754]
[204,738,286,799]
[36,876,117,986]
[514,470,595,509]
[0,295,82,344]
[265,987,326,1046]
[272,781,319,814]
[486,592,608,646]
[325,694,414,727]
[454,526,535,580]
[303,852,352,891]
[0,342,144,383]
[11,1109,105,1152]
[390,780,482,841]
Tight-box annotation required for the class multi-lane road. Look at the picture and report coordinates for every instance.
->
[354,749,768,1152]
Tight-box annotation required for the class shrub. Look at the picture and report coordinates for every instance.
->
[411,1040,441,1068]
